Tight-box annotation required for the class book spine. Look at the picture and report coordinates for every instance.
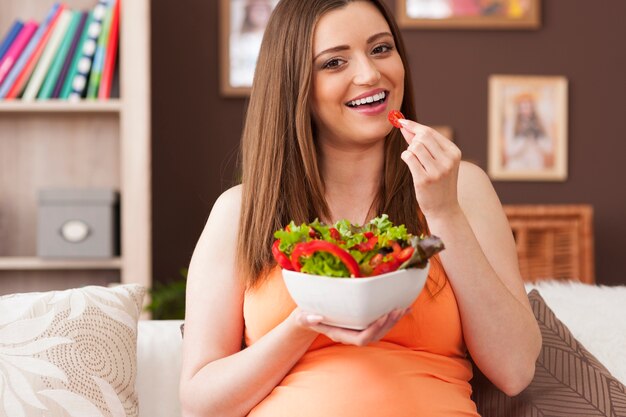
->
[98,0,120,99]
[68,0,108,101]
[86,0,116,99]
[22,10,72,101]
[38,11,82,99]
[60,12,93,99]
[0,20,24,62]
[5,6,64,100]
[0,4,61,99]
[52,11,89,99]
[0,21,38,87]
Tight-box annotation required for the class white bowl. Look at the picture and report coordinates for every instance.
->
[282,262,430,330]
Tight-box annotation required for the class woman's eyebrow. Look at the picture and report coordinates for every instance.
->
[313,31,393,61]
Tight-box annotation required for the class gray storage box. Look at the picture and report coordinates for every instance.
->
[37,188,120,258]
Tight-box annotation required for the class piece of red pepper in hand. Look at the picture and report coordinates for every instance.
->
[272,240,295,271]
[290,240,362,277]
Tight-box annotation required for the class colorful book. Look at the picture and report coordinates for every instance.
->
[52,11,89,98]
[86,0,116,99]
[22,9,72,101]
[0,21,38,87]
[5,6,64,100]
[0,20,24,62]
[98,0,119,100]
[60,11,93,99]
[68,0,108,101]
[38,10,82,99]
[0,4,61,99]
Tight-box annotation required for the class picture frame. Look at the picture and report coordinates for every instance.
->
[488,75,568,181]
[396,0,541,30]
[219,0,278,96]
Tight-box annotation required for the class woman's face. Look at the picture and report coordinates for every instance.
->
[310,1,405,147]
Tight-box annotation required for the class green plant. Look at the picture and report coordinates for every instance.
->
[146,268,187,319]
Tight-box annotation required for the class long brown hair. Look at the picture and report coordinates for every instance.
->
[237,0,428,287]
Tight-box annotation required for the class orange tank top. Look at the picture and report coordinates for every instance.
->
[243,256,479,417]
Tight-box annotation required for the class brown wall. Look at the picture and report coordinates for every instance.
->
[151,0,626,286]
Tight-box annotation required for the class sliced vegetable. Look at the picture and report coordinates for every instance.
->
[272,240,294,270]
[290,240,361,277]
[352,236,378,252]
[372,258,402,275]
[387,109,405,129]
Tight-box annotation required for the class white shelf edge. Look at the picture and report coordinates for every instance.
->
[0,257,123,271]
[0,100,121,113]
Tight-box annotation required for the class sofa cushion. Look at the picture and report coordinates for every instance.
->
[0,284,145,417]
[472,289,626,417]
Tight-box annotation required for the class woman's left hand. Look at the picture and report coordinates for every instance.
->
[398,119,463,219]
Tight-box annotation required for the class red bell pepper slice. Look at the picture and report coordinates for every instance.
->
[290,240,362,277]
[397,246,414,263]
[329,227,341,241]
[372,258,401,275]
[387,110,405,129]
[369,253,383,268]
[353,236,378,252]
[272,240,295,271]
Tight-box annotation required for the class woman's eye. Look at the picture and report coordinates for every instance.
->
[372,44,393,55]
[322,58,344,69]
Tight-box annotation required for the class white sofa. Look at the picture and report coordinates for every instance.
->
[2,281,623,417]
[136,320,184,417]
[137,281,626,417]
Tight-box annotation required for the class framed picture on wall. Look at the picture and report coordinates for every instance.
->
[396,0,541,29]
[219,0,278,96]
[488,75,568,181]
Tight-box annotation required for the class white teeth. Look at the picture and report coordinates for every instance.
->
[348,91,386,107]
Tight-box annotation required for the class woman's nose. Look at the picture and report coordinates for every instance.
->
[352,56,381,86]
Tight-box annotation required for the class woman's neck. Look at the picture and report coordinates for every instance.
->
[318,139,385,225]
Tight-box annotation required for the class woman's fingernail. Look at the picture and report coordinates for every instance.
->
[306,314,324,324]
[401,151,410,160]
[398,119,409,126]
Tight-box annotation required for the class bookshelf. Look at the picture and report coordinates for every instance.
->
[0,0,151,296]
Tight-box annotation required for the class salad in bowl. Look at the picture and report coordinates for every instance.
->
[272,215,445,329]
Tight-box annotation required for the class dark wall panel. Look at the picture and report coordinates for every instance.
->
[151,0,626,285]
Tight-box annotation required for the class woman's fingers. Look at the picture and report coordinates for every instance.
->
[399,119,457,152]
[398,119,461,179]
[302,308,410,346]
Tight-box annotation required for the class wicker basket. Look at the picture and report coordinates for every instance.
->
[503,205,595,284]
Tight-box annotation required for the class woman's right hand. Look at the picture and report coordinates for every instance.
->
[290,307,410,347]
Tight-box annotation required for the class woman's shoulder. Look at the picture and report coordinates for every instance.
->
[202,185,243,237]
[211,184,243,216]
[457,161,500,215]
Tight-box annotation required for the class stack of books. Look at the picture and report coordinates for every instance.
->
[0,0,120,101]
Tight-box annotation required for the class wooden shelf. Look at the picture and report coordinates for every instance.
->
[0,100,121,113]
[0,0,151,296]
[0,257,123,271]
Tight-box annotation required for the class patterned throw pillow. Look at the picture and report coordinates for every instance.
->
[472,289,626,417]
[0,284,145,417]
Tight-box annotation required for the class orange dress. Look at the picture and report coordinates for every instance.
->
[243,256,480,417]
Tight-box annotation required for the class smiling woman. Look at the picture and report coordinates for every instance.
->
[179,1,541,416]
